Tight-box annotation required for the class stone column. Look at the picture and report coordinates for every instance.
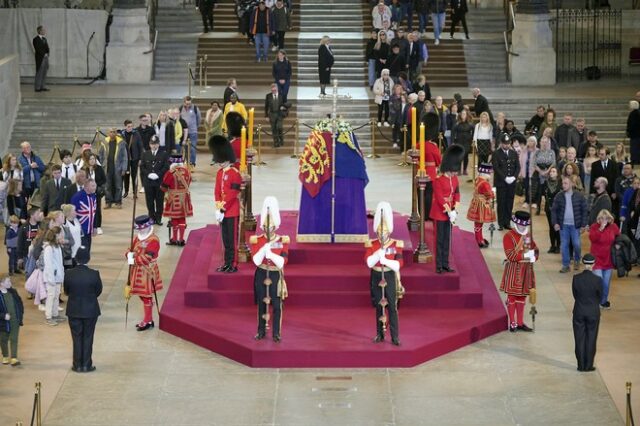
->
[106,7,153,82]
[509,0,556,86]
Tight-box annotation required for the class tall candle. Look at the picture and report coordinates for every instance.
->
[247,108,255,147]
[240,126,247,172]
[411,107,417,150]
[419,139,426,173]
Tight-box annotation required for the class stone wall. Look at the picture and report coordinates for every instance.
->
[0,55,21,156]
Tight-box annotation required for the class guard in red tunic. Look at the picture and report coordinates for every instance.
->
[466,162,496,248]
[161,152,193,246]
[212,135,243,273]
[225,111,245,169]
[430,144,464,274]
[422,112,442,220]
[250,196,289,342]
[500,210,539,332]
[365,201,404,346]
[125,215,163,331]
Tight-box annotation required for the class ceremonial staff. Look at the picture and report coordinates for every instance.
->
[124,180,139,328]
[262,207,273,330]
[377,208,388,333]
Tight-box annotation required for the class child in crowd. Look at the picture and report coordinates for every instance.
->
[5,215,20,275]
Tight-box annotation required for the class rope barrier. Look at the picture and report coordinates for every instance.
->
[258,121,297,137]
[373,123,395,144]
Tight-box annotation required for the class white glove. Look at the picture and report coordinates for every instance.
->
[148,173,159,180]
[448,210,458,223]
[215,210,224,223]
[505,176,516,185]
[127,252,134,265]
[524,250,536,262]
[378,248,388,265]
[4,313,9,320]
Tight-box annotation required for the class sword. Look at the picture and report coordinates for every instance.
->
[489,196,496,247]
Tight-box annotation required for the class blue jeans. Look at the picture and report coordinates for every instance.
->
[254,33,269,60]
[431,13,446,40]
[188,132,198,165]
[368,59,376,87]
[560,224,581,267]
[592,269,613,304]
[418,13,429,33]
[276,79,290,102]
[400,4,413,30]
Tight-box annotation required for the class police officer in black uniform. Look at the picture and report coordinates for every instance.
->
[492,133,520,230]
[572,253,602,372]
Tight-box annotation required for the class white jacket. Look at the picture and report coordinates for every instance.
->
[64,219,83,257]
[43,243,64,284]
[373,77,392,105]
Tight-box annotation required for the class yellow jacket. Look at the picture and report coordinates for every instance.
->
[222,101,248,134]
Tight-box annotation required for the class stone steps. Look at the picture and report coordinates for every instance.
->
[153,6,202,80]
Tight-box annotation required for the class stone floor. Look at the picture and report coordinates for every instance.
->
[1,149,637,425]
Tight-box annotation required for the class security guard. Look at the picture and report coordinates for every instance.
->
[491,133,520,230]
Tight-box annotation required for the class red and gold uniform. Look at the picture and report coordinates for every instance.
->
[128,232,163,328]
[365,238,404,342]
[467,175,496,245]
[215,165,243,269]
[161,164,193,244]
[430,173,460,271]
[250,234,290,339]
[500,229,539,329]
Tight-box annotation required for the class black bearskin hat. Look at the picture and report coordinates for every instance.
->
[440,144,465,173]
[211,135,236,164]
[421,111,440,142]
[225,111,246,138]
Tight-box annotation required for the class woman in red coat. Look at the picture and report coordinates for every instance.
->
[588,209,619,310]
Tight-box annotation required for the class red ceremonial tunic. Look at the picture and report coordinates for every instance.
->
[214,166,242,218]
[424,141,442,182]
[466,176,496,223]
[161,165,193,219]
[129,234,163,297]
[249,234,290,268]
[588,222,619,270]
[364,239,404,268]
[430,174,460,221]
[499,230,539,296]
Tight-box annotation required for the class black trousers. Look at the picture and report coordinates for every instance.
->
[370,270,399,340]
[124,160,139,195]
[545,206,560,248]
[200,7,213,30]
[81,234,92,256]
[254,268,283,337]
[449,11,469,36]
[144,184,164,224]
[377,101,389,123]
[435,220,452,269]
[573,313,600,370]
[269,113,284,147]
[68,316,98,369]
[476,139,491,164]
[422,181,433,221]
[496,184,516,228]
[220,216,238,267]
[275,31,285,49]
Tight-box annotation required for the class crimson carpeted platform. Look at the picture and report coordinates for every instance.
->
[160,211,507,368]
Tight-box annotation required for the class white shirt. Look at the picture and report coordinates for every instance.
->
[156,122,166,147]
[62,164,76,182]
[473,123,493,141]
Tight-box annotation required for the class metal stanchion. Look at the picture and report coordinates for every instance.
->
[397,125,409,166]
[367,119,380,159]
[469,143,477,183]
[187,62,192,97]
[204,54,209,88]
[198,56,203,88]
[290,119,300,159]
[413,171,433,263]
[255,124,266,166]
[244,149,257,232]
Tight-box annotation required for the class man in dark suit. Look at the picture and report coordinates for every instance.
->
[471,87,494,124]
[41,164,71,215]
[196,0,215,33]
[32,25,50,92]
[64,247,102,373]
[139,137,170,225]
[64,169,86,204]
[572,254,602,372]
[265,83,286,147]
[223,78,239,108]
[492,133,520,230]
[589,147,618,195]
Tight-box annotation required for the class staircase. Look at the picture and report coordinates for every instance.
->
[301,0,366,32]
[464,8,509,86]
[424,39,468,87]
[9,97,180,154]
[154,6,202,81]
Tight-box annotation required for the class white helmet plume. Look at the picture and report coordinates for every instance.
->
[260,196,281,230]
[373,201,394,234]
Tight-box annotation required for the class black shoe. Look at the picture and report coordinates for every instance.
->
[391,338,401,346]
[136,321,154,331]
[436,267,443,274]
[216,264,230,272]
[442,266,455,273]
[178,240,186,246]
[225,266,238,273]
[373,334,385,343]
[123,192,128,199]
[204,28,209,33]
[83,366,96,373]
[254,332,265,340]
[465,34,470,39]
[41,88,50,91]
[273,335,281,343]
[498,226,504,231]
[509,325,517,332]
[547,247,555,253]
[166,240,177,246]
[584,366,596,372]
[156,221,163,226]
[72,366,80,372]
[517,324,533,332]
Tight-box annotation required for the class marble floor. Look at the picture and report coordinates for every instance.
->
[1,149,637,425]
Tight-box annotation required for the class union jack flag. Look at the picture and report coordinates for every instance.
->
[71,191,97,235]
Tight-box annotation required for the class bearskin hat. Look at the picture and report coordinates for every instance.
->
[440,144,465,173]
[421,111,440,142]
[225,111,246,138]
[211,135,236,164]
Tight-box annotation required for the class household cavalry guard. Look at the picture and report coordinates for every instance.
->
[212,135,243,273]
[422,111,442,220]
[500,211,539,332]
[161,152,193,246]
[430,144,464,274]
[250,196,289,343]
[125,215,163,332]
[365,201,404,346]
[466,162,496,248]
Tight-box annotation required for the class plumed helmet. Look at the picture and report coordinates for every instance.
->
[373,201,394,235]
[210,135,236,164]
[440,144,465,173]
[225,111,246,138]
[260,196,281,230]
[421,111,440,141]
